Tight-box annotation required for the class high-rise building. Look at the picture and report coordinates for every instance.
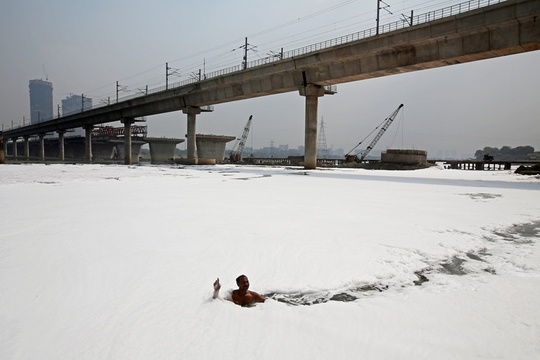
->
[29,79,53,124]
[62,94,93,116]
[62,94,93,137]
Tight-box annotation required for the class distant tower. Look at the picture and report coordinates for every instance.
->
[29,79,53,124]
[270,139,275,157]
[317,116,329,159]
[62,94,93,137]
[62,94,93,116]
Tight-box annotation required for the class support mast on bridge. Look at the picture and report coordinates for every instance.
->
[376,0,392,35]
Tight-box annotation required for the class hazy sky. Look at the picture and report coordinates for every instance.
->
[1,0,539,158]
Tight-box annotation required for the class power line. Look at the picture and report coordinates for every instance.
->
[83,0,366,98]
[82,0,461,103]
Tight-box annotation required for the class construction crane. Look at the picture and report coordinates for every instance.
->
[229,115,253,162]
[345,104,404,163]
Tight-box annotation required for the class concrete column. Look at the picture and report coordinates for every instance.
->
[0,132,5,164]
[145,137,184,164]
[299,85,325,169]
[122,118,135,165]
[38,133,45,161]
[84,125,93,163]
[11,137,18,159]
[182,106,202,165]
[57,131,65,161]
[24,136,30,160]
[195,135,236,164]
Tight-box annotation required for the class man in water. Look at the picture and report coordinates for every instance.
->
[213,275,265,306]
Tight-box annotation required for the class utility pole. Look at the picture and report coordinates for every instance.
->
[116,82,127,103]
[137,85,148,95]
[240,37,256,70]
[269,48,284,60]
[166,62,180,89]
[243,37,248,69]
[166,62,169,89]
[376,0,392,35]
[402,10,414,26]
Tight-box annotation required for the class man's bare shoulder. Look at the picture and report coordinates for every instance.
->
[249,290,266,302]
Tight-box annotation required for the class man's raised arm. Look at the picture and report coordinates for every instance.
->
[213,278,221,299]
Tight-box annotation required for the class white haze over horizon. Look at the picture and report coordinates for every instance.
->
[1,163,539,359]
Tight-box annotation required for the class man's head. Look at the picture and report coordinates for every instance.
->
[236,275,249,291]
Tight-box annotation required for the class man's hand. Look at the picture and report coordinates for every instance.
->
[213,278,221,299]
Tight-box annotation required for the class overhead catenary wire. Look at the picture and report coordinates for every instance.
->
[83,1,464,103]
[83,0,370,99]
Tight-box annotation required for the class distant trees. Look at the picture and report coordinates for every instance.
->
[474,145,536,160]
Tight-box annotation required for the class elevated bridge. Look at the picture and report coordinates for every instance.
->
[3,0,540,168]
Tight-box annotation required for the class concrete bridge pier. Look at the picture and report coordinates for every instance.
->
[57,130,65,161]
[84,125,93,163]
[144,137,184,164]
[299,84,326,169]
[38,133,46,161]
[196,134,236,163]
[23,136,30,160]
[122,118,135,165]
[183,106,202,165]
[0,132,5,164]
[11,137,18,159]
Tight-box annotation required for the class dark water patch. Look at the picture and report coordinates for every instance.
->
[488,220,540,244]
[329,293,358,302]
[265,283,388,306]
[231,174,272,181]
[265,292,329,306]
[466,252,483,261]
[418,248,493,279]
[413,271,429,285]
[439,257,467,275]
[509,221,540,238]
[431,248,494,276]
[463,193,502,200]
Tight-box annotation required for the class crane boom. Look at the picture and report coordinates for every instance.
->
[355,104,403,162]
[230,115,253,162]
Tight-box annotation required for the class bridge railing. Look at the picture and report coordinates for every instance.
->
[277,0,505,60]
